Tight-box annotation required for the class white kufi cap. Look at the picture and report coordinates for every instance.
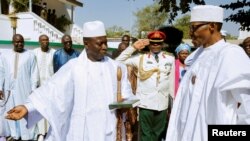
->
[190,5,224,23]
[83,20,106,37]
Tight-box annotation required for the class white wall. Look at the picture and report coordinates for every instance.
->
[108,42,119,49]
[16,14,35,40]
[0,13,63,42]
[238,30,250,40]
[0,15,13,40]
[17,12,63,42]
[0,0,2,14]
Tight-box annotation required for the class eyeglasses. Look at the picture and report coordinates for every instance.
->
[190,23,209,33]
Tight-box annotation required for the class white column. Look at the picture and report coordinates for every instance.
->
[29,0,32,12]
[9,0,14,14]
[0,0,2,14]
[71,5,74,23]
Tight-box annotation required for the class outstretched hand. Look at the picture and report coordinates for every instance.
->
[5,105,28,120]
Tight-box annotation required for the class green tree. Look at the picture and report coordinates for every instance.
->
[226,34,237,40]
[173,14,190,39]
[133,3,168,38]
[8,0,40,13]
[157,0,250,31]
[55,15,72,32]
[220,0,250,31]
[106,25,127,38]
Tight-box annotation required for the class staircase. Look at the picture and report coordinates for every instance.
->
[29,12,63,42]
[0,12,83,45]
[67,24,83,45]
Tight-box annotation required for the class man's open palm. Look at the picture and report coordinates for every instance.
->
[5,105,28,120]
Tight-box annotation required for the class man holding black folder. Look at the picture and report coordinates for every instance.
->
[5,21,134,141]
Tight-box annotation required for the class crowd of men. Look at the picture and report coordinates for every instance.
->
[0,34,80,141]
[0,4,250,141]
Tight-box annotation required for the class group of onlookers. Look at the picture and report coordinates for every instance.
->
[33,2,57,26]
[0,34,79,141]
[111,11,250,141]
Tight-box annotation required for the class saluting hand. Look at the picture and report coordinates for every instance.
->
[133,39,150,50]
[5,105,28,120]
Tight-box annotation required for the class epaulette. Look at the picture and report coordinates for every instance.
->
[163,51,174,57]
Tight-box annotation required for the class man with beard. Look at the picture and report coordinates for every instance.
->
[165,5,250,141]
[5,21,134,141]
[53,35,80,72]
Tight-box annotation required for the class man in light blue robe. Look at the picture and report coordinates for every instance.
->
[5,21,135,141]
[1,34,39,140]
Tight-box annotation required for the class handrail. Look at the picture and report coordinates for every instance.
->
[17,12,64,42]
[69,24,83,44]
[21,12,63,35]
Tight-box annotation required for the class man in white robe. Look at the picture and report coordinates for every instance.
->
[33,35,56,141]
[5,21,134,141]
[116,31,175,141]
[0,53,9,141]
[1,34,39,140]
[165,5,250,141]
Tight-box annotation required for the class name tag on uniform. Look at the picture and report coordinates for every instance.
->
[146,61,153,64]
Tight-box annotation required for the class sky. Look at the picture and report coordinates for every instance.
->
[74,0,242,37]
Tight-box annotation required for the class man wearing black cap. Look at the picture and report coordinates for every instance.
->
[116,31,175,141]
[5,21,134,141]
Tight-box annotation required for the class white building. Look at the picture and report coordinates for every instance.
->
[0,0,84,44]
[0,0,122,51]
[238,29,250,40]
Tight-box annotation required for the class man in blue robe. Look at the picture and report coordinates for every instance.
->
[53,35,80,72]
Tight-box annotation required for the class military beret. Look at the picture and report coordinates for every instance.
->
[147,31,166,42]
